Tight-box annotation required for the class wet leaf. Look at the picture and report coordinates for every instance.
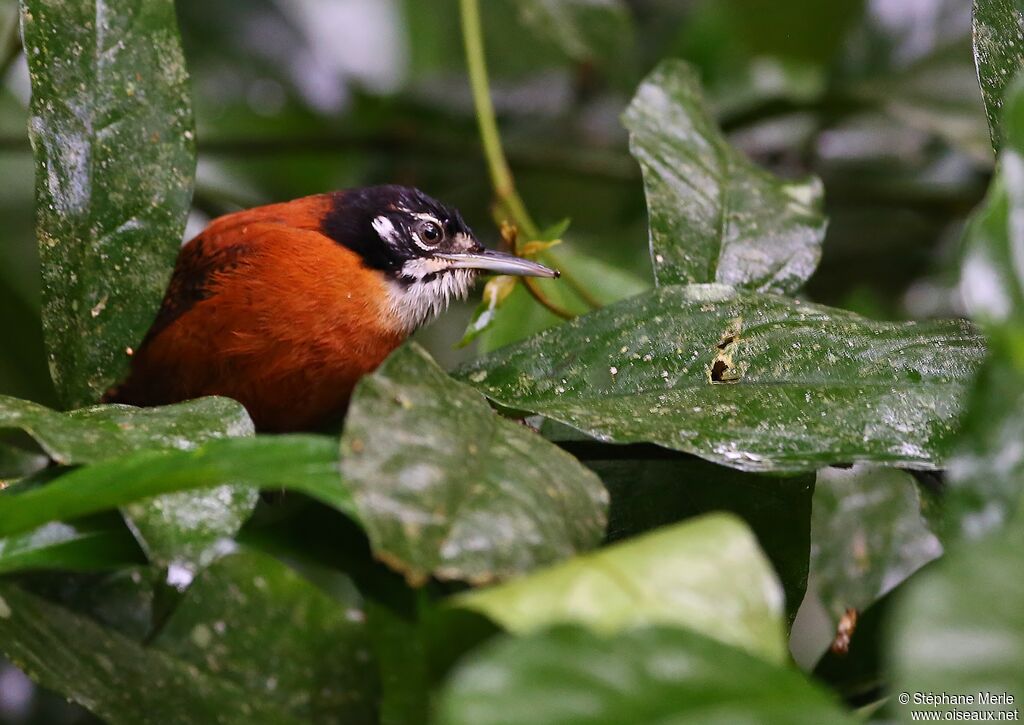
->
[0,582,299,724]
[0,395,257,569]
[340,344,608,586]
[0,435,356,539]
[459,284,984,473]
[888,524,1024,723]
[591,457,814,623]
[435,625,855,725]
[453,514,787,662]
[0,516,143,574]
[973,0,1024,151]
[0,395,252,465]
[154,550,377,724]
[511,0,633,69]
[21,0,196,407]
[623,60,827,294]
[811,465,942,626]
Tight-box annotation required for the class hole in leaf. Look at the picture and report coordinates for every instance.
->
[710,359,730,382]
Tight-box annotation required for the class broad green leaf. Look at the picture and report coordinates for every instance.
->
[340,344,607,586]
[0,395,252,465]
[0,435,356,539]
[888,524,1024,723]
[623,60,827,294]
[510,0,633,70]
[945,329,1024,540]
[0,517,142,574]
[0,583,299,724]
[435,625,855,725]
[21,0,196,407]
[0,395,257,569]
[453,514,787,662]
[459,284,984,473]
[153,550,377,723]
[811,465,941,625]
[591,457,813,623]
[973,0,1024,151]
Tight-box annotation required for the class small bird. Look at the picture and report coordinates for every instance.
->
[104,185,557,431]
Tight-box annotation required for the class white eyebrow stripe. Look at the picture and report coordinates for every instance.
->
[411,213,442,224]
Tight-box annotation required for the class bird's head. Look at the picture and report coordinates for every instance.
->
[323,185,557,332]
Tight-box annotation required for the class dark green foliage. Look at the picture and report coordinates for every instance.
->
[0,0,1022,721]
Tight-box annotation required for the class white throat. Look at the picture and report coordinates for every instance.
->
[384,257,476,334]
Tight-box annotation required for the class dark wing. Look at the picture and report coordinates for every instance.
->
[140,236,253,347]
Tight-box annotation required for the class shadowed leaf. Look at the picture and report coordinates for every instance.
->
[21,0,196,407]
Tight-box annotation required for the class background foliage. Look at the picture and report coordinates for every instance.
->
[0,0,1021,723]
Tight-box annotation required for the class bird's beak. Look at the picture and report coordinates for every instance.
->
[435,249,559,278]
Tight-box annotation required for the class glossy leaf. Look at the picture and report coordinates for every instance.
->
[0,583,299,724]
[0,435,356,539]
[21,0,197,407]
[973,0,1024,151]
[623,60,827,293]
[811,465,942,625]
[0,395,257,569]
[0,395,252,465]
[510,0,633,69]
[340,344,608,586]
[591,457,814,622]
[888,524,1024,723]
[154,550,377,723]
[435,625,855,725]
[453,514,787,662]
[459,284,984,473]
[0,517,142,574]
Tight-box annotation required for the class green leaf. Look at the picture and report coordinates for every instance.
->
[973,0,1024,152]
[0,516,143,574]
[453,513,787,662]
[153,550,377,723]
[510,0,633,69]
[811,465,942,626]
[340,344,608,586]
[945,329,1024,540]
[0,435,356,539]
[591,457,814,623]
[435,625,855,725]
[888,524,1024,723]
[21,0,197,407]
[123,484,260,570]
[458,284,984,473]
[0,582,299,724]
[0,395,252,465]
[0,395,257,569]
[623,60,827,294]
[961,75,1024,325]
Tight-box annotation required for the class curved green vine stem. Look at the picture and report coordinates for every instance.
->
[459,0,538,240]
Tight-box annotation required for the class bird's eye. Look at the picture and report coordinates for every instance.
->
[419,221,443,244]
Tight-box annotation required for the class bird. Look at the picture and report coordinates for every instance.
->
[103,185,558,431]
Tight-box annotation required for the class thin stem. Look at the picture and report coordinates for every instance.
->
[521,277,575,319]
[459,0,538,239]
